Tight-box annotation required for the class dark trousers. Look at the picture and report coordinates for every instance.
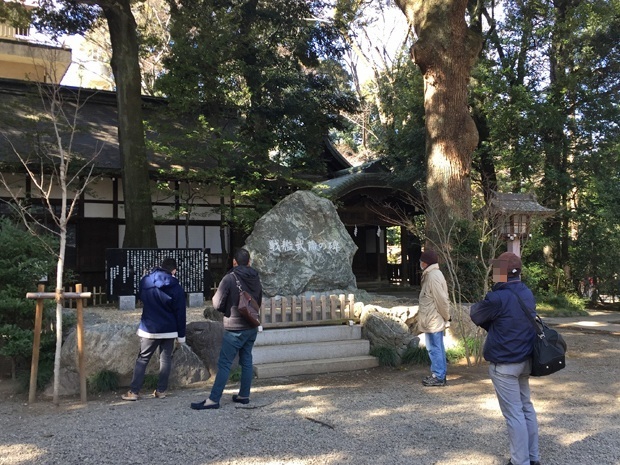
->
[129,337,174,394]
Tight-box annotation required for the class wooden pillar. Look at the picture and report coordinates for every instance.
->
[76,284,87,403]
[507,237,521,257]
[376,227,381,281]
[401,226,410,286]
[28,284,45,404]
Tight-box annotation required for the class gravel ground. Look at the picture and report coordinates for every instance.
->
[1,303,619,465]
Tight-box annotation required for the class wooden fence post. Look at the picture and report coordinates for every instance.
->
[28,284,45,404]
[26,287,91,404]
[76,284,87,403]
[301,297,307,322]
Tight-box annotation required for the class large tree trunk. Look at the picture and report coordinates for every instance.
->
[394,0,482,244]
[101,0,157,248]
[540,0,573,271]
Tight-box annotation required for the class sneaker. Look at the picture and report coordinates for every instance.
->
[121,391,139,401]
[422,375,446,387]
[153,390,166,399]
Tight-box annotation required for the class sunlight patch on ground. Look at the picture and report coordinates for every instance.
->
[442,396,502,419]
[208,452,348,465]
[0,444,45,463]
[295,403,330,416]
[554,431,591,447]
[436,450,501,464]
[295,386,322,393]
[361,407,396,418]
[574,320,608,327]
[480,397,502,412]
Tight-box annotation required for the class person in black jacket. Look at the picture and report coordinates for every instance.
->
[191,248,262,410]
[122,257,186,401]
[470,252,540,465]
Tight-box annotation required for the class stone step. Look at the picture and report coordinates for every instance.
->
[255,325,361,346]
[253,339,370,365]
[253,355,380,379]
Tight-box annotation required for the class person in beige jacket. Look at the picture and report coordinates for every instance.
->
[418,249,451,386]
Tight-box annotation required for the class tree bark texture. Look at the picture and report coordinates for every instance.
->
[101,0,157,248]
[394,0,482,236]
[540,0,573,269]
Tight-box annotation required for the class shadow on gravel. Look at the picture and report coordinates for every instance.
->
[0,331,618,465]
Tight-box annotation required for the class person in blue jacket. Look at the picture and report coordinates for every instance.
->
[122,257,186,401]
[470,252,540,465]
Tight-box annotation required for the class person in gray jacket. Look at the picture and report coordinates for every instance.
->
[191,248,262,410]
[418,249,451,386]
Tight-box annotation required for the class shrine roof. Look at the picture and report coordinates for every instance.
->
[489,192,554,215]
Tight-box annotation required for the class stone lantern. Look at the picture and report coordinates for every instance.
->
[489,192,554,257]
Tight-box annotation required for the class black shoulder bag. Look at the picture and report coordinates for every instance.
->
[507,287,567,376]
[232,273,261,328]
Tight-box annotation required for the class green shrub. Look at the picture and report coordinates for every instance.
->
[401,346,430,366]
[401,338,482,366]
[142,374,159,390]
[369,346,399,367]
[0,324,33,379]
[87,370,119,394]
[17,355,54,392]
[0,218,58,299]
[229,367,242,382]
[446,338,482,364]
[536,292,588,317]
[0,219,59,385]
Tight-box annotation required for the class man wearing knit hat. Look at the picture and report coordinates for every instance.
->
[418,248,451,387]
[469,252,541,465]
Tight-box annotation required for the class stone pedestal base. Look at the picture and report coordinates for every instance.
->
[188,293,204,308]
[118,295,136,311]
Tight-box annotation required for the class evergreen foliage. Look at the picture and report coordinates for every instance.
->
[229,367,242,383]
[401,346,430,366]
[471,0,620,299]
[87,370,119,394]
[0,219,58,380]
[369,346,399,367]
[155,0,359,228]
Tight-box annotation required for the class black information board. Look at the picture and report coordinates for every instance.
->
[106,248,209,297]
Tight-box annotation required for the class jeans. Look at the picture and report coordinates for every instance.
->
[129,337,175,394]
[425,330,447,380]
[489,360,539,465]
[209,328,258,404]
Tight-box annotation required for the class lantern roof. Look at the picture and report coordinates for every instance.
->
[489,191,554,216]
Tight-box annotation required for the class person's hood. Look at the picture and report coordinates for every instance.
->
[141,268,177,290]
[231,265,262,297]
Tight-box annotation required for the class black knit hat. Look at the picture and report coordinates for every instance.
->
[420,249,439,266]
[160,257,177,273]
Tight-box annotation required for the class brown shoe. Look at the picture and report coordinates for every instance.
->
[153,390,166,399]
[121,391,139,401]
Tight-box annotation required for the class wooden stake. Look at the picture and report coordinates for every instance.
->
[76,283,87,403]
[28,284,45,404]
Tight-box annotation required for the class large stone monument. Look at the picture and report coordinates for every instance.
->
[245,190,357,297]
